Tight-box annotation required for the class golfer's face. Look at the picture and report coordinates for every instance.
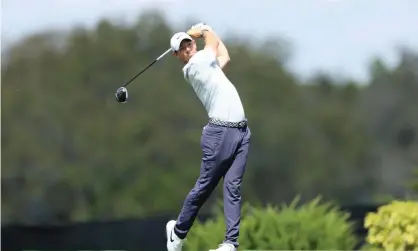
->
[177,39,196,62]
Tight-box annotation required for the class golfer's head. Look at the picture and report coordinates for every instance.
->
[170,32,197,63]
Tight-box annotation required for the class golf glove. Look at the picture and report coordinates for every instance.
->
[191,22,213,31]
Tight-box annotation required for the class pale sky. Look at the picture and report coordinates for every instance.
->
[2,0,418,81]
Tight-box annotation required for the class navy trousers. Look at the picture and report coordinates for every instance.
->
[174,123,251,247]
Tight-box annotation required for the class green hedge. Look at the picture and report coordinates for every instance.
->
[185,196,358,250]
[364,200,418,251]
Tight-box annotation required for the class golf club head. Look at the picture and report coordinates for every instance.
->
[115,87,128,103]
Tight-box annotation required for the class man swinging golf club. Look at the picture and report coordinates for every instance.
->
[166,23,251,251]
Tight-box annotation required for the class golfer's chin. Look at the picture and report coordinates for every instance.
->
[182,54,194,63]
[188,51,196,58]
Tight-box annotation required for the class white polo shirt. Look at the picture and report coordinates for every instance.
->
[182,48,246,123]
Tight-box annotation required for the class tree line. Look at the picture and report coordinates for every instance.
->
[2,10,417,225]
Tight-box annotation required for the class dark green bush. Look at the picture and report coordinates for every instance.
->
[185,196,358,250]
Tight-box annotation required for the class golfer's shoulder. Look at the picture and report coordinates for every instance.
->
[192,49,216,63]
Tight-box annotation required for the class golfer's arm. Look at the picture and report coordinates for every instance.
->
[216,40,230,70]
[202,30,229,69]
[203,29,219,52]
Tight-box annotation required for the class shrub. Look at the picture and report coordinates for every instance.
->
[184,196,358,250]
[364,200,418,251]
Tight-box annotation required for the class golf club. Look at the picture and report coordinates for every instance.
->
[115,48,172,103]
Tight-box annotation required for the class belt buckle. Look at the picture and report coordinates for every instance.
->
[238,120,246,128]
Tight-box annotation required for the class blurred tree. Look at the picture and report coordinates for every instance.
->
[408,168,418,195]
[2,10,418,224]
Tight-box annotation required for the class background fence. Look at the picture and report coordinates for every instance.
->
[2,204,379,251]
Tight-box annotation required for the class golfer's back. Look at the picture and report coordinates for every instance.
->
[183,49,245,123]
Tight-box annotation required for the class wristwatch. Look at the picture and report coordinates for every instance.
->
[201,29,209,37]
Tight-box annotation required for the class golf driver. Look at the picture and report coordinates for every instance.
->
[115,48,172,103]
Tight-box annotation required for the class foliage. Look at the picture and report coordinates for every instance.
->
[185,196,358,250]
[364,200,418,251]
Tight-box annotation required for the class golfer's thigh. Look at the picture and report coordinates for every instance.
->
[200,125,226,161]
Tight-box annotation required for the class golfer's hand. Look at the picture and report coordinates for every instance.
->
[192,22,213,31]
[192,22,205,28]
[187,26,204,39]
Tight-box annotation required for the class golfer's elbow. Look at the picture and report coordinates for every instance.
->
[224,56,231,67]
[218,47,230,65]
[217,41,230,62]
[218,55,231,69]
[222,50,231,63]
[224,59,231,70]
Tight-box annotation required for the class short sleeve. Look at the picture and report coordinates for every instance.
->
[184,48,217,83]
[193,48,217,66]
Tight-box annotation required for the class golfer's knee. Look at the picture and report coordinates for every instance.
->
[188,185,211,205]
[224,181,241,200]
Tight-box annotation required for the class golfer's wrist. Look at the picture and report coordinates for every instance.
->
[201,29,209,37]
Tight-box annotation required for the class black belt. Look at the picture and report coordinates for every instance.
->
[209,118,248,128]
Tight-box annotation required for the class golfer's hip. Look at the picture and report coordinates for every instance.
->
[200,117,248,161]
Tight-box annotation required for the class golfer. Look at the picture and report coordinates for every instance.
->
[165,24,251,251]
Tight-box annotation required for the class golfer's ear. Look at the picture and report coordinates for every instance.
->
[172,52,177,56]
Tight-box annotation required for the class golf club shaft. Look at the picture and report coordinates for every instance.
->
[123,48,172,87]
